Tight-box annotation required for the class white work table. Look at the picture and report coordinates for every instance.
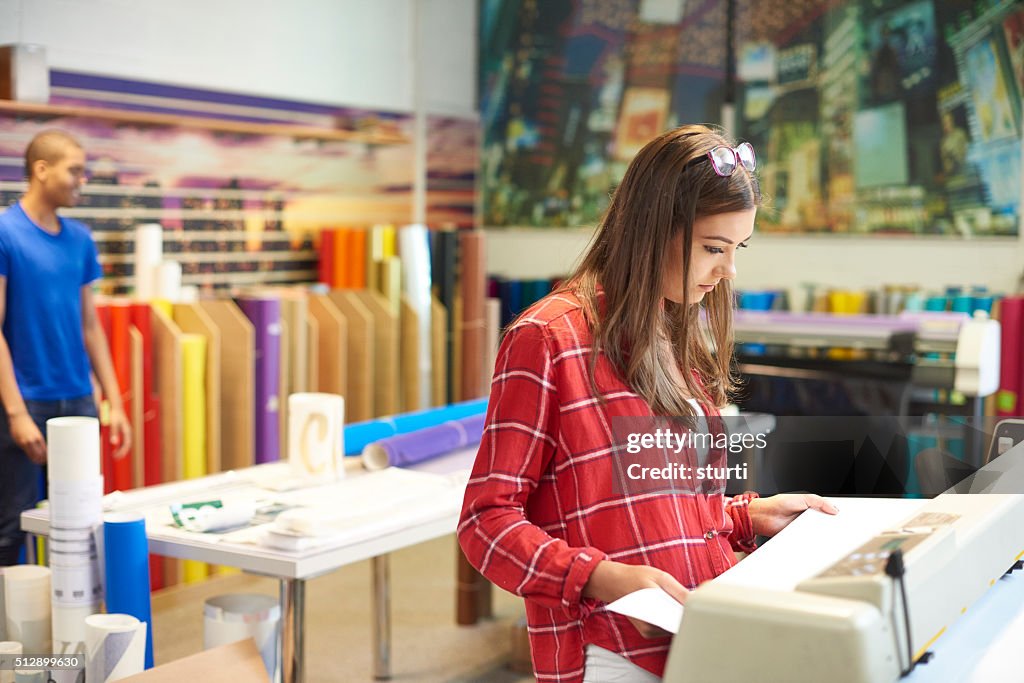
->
[22,451,477,683]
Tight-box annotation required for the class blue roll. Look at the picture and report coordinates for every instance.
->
[344,398,489,455]
[103,513,154,669]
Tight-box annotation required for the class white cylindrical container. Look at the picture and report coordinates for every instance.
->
[46,417,100,482]
[84,614,146,683]
[155,260,182,302]
[3,567,50,655]
[133,224,163,300]
[203,594,280,679]
[287,393,345,482]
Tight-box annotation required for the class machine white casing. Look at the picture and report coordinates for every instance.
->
[954,313,1001,396]
[665,493,1024,683]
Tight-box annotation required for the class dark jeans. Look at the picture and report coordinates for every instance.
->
[0,395,97,565]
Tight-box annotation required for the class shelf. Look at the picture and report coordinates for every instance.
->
[0,99,409,145]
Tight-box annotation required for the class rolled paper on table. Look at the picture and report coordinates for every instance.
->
[344,398,487,455]
[2,566,50,654]
[363,414,485,470]
[172,501,257,533]
[84,614,146,682]
[102,514,153,669]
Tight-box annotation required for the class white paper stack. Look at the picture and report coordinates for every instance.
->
[84,614,146,683]
[287,393,345,483]
[46,416,104,655]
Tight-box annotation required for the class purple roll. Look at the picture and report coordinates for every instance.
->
[236,297,282,463]
[363,414,485,470]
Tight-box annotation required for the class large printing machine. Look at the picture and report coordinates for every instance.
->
[733,309,1000,408]
[733,310,1002,471]
[665,432,1024,683]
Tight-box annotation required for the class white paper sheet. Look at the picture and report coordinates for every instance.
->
[714,497,928,591]
[605,587,685,634]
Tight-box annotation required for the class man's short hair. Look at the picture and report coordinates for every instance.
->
[24,130,83,180]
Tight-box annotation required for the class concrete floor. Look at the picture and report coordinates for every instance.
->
[151,534,535,682]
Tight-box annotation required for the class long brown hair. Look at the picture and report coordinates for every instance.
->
[563,124,761,416]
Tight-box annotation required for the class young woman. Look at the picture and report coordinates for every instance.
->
[458,124,837,682]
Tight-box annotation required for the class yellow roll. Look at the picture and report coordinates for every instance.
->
[181,334,207,481]
[151,299,172,319]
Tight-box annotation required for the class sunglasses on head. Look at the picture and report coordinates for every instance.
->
[701,142,756,177]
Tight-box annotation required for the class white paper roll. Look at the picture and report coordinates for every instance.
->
[46,417,100,482]
[133,224,163,300]
[287,393,345,483]
[3,567,50,655]
[0,642,21,683]
[155,260,182,302]
[85,614,146,683]
[45,418,104,650]
[52,603,96,655]
[203,594,279,677]
[398,224,432,410]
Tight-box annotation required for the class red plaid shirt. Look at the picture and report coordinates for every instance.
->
[459,292,757,682]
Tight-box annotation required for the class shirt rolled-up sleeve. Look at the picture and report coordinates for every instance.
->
[725,492,759,553]
[458,321,606,615]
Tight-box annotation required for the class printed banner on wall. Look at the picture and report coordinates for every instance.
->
[481,0,1021,237]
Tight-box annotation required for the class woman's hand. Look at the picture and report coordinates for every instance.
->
[583,560,689,639]
[749,494,838,537]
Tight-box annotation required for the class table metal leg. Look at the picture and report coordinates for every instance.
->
[280,577,306,683]
[372,555,391,680]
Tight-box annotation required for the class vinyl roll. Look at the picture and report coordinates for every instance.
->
[997,297,1024,416]
[398,224,432,410]
[155,260,181,302]
[84,614,146,682]
[46,417,100,482]
[133,224,163,300]
[363,414,485,470]
[237,297,282,464]
[343,398,488,455]
[459,231,487,400]
[0,641,21,683]
[2,566,50,654]
[102,514,153,669]
[287,393,345,483]
[181,334,207,481]
[45,418,103,654]
[203,594,279,678]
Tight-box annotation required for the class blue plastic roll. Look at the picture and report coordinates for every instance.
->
[104,513,154,669]
[344,398,489,455]
[951,295,974,314]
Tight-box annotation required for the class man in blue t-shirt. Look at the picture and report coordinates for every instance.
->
[0,130,131,565]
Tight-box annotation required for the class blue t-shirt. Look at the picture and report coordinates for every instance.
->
[0,202,102,400]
